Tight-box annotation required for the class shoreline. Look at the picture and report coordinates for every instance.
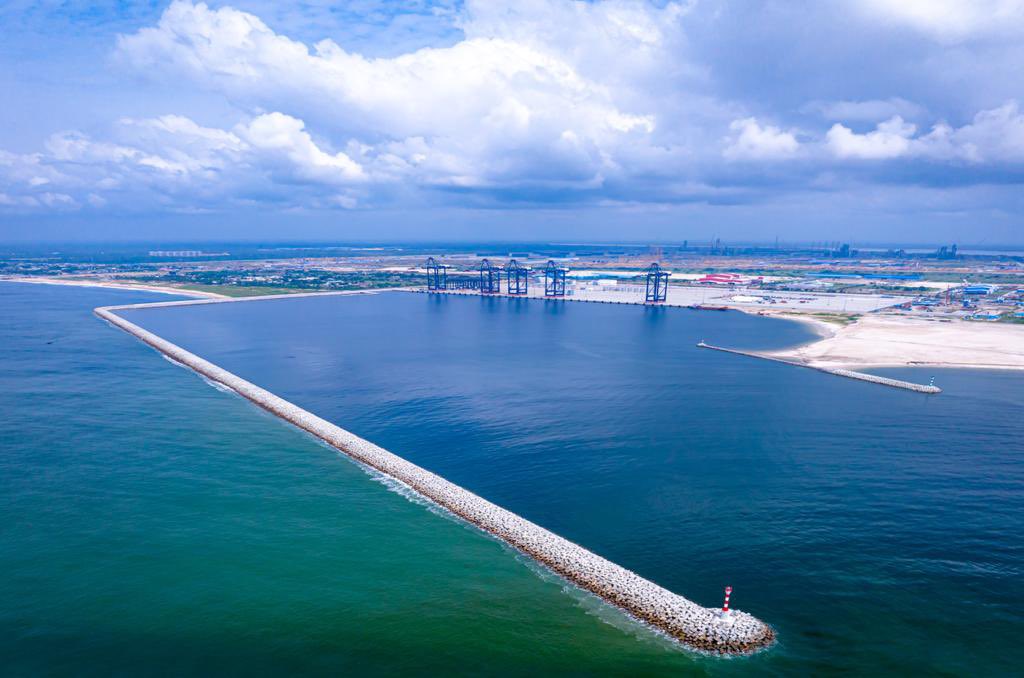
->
[734,308,841,340]
[3,276,229,299]
[427,290,1022,373]
[94,293,776,655]
[15,278,1020,373]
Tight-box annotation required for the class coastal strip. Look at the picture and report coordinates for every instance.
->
[3,276,228,298]
[697,342,942,394]
[95,301,775,654]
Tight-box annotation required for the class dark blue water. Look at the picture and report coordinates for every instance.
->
[118,291,1024,674]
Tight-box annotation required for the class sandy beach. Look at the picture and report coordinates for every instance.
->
[770,314,1024,370]
[757,310,841,340]
[4,277,228,299]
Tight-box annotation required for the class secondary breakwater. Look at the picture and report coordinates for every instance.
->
[423,289,940,394]
[697,342,942,394]
[95,296,776,655]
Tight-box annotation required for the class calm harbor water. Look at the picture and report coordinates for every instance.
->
[4,283,1023,675]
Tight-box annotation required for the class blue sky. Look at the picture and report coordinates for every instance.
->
[2,0,1023,244]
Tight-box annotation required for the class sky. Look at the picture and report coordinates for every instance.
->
[1,0,1023,244]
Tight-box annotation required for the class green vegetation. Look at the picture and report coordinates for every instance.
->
[806,312,861,326]
[173,284,306,297]
[779,312,860,327]
[132,268,422,293]
[919,272,1024,284]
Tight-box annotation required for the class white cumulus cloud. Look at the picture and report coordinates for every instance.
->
[915,102,1024,162]
[0,112,368,212]
[826,103,1024,163]
[826,116,917,159]
[854,0,1024,42]
[238,113,365,184]
[723,118,800,160]
[111,0,688,192]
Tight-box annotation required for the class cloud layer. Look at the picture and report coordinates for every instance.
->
[1,0,1023,238]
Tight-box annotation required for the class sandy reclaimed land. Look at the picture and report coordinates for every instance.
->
[759,311,840,340]
[769,314,1024,370]
[4,276,228,299]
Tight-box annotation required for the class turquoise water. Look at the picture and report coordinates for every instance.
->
[4,284,1024,675]
[4,283,745,676]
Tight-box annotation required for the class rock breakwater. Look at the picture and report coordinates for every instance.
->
[95,302,776,654]
[698,342,941,393]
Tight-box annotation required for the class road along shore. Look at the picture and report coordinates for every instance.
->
[95,300,775,655]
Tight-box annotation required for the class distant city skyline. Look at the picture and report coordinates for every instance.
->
[4,237,1021,253]
[2,1,1023,243]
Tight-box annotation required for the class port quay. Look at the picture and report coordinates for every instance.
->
[95,293,776,655]
[421,258,940,395]
[425,284,941,394]
[423,258,915,314]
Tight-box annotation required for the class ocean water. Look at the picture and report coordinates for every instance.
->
[4,284,1024,675]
